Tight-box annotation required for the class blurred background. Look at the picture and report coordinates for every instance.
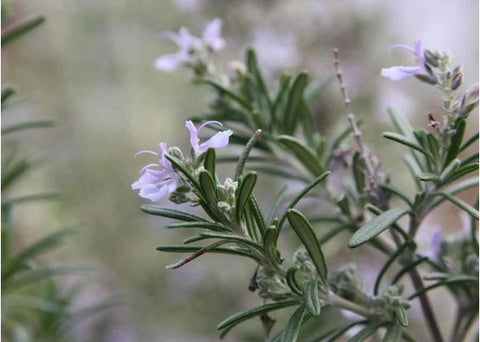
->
[2,0,478,341]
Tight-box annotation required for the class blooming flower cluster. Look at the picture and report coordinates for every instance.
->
[154,18,225,72]
[132,120,232,202]
[381,38,425,81]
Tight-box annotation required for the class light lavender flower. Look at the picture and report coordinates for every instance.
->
[154,28,197,72]
[422,225,444,261]
[131,143,180,201]
[381,39,426,81]
[154,18,225,72]
[185,120,233,155]
[202,18,225,52]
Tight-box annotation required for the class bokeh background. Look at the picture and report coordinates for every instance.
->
[2,0,478,341]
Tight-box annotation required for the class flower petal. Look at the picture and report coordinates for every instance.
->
[154,53,184,71]
[185,120,199,151]
[381,66,423,81]
[202,18,225,51]
[197,129,233,154]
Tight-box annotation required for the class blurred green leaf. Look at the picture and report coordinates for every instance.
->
[1,86,16,104]
[284,72,308,134]
[444,119,466,167]
[166,221,227,232]
[2,159,31,192]
[383,132,432,160]
[217,300,299,332]
[349,208,410,248]
[246,48,272,109]
[348,322,384,342]
[2,226,76,281]
[1,15,45,46]
[2,120,56,135]
[435,192,478,220]
[204,78,252,110]
[281,306,306,342]
[382,323,402,342]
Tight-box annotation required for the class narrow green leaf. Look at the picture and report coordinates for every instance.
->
[383,132,433,160]
[287,209,328,283]
[277,135,324,176]
[394,306,409,327]
[382,324,402,342]
[2,226,76,281]
[408,275,478,300]
[166,221,227,232]
[2,159,31,191]
[281,306,307,342]
[435,192,478,220]
[460,132,479,153]
[3,266,89,290]
[267,186,288,226]
[199,170,217,203]
[374,243,410,295]
[418,173,440,182]
[278,171,330,231]
[286,266,302,295]
[2,15,45,46]
[336,193,352,218]
[320,321,368,342]
[352,151,366,194]
[156,245,261,262]
[236,172,257,221]
[1,86,16,103]
[348,322,384,342]
[217,300,299,331]
[348,208,410,248]
[204,148,216,178]
[271,73,292,126]
[164,154,201,190]
[284,72,309,134]
[443,162,479,184]
[440,158,461,182]
[187,232,264,252]
[444,119,466,167]
[249,195,267,236]
[1,120,56,135]
[304,279,321,316]
[235,130,262,181]
[1,192,58,207]
[204,78,252,110]
[391,257,428,284]
[141,205,207,222]
[379,183,413,207]
[263,226,281,264]
[246,48,272,108]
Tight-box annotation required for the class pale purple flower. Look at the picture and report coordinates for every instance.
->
[154,19,225,72]
[154,28,198,72]
[202,18,225,51]
[185,120,233,155]
[381,39,426,81]
[132,143,180,201]
[422,225,444,261]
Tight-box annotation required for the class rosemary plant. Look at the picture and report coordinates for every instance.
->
[133,19,478,342]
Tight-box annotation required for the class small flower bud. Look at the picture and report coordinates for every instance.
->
[459,82,479,117]
[415,73,438,85]
[227,60,246,80]
[451,66,463,91]
[168,146,184,159]
[423,49,440,68]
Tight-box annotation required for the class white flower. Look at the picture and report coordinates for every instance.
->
[185,120,232,155]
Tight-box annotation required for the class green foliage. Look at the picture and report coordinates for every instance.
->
[137,36,479,342]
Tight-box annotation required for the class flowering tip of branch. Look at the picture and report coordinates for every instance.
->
[381,38,426,81]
